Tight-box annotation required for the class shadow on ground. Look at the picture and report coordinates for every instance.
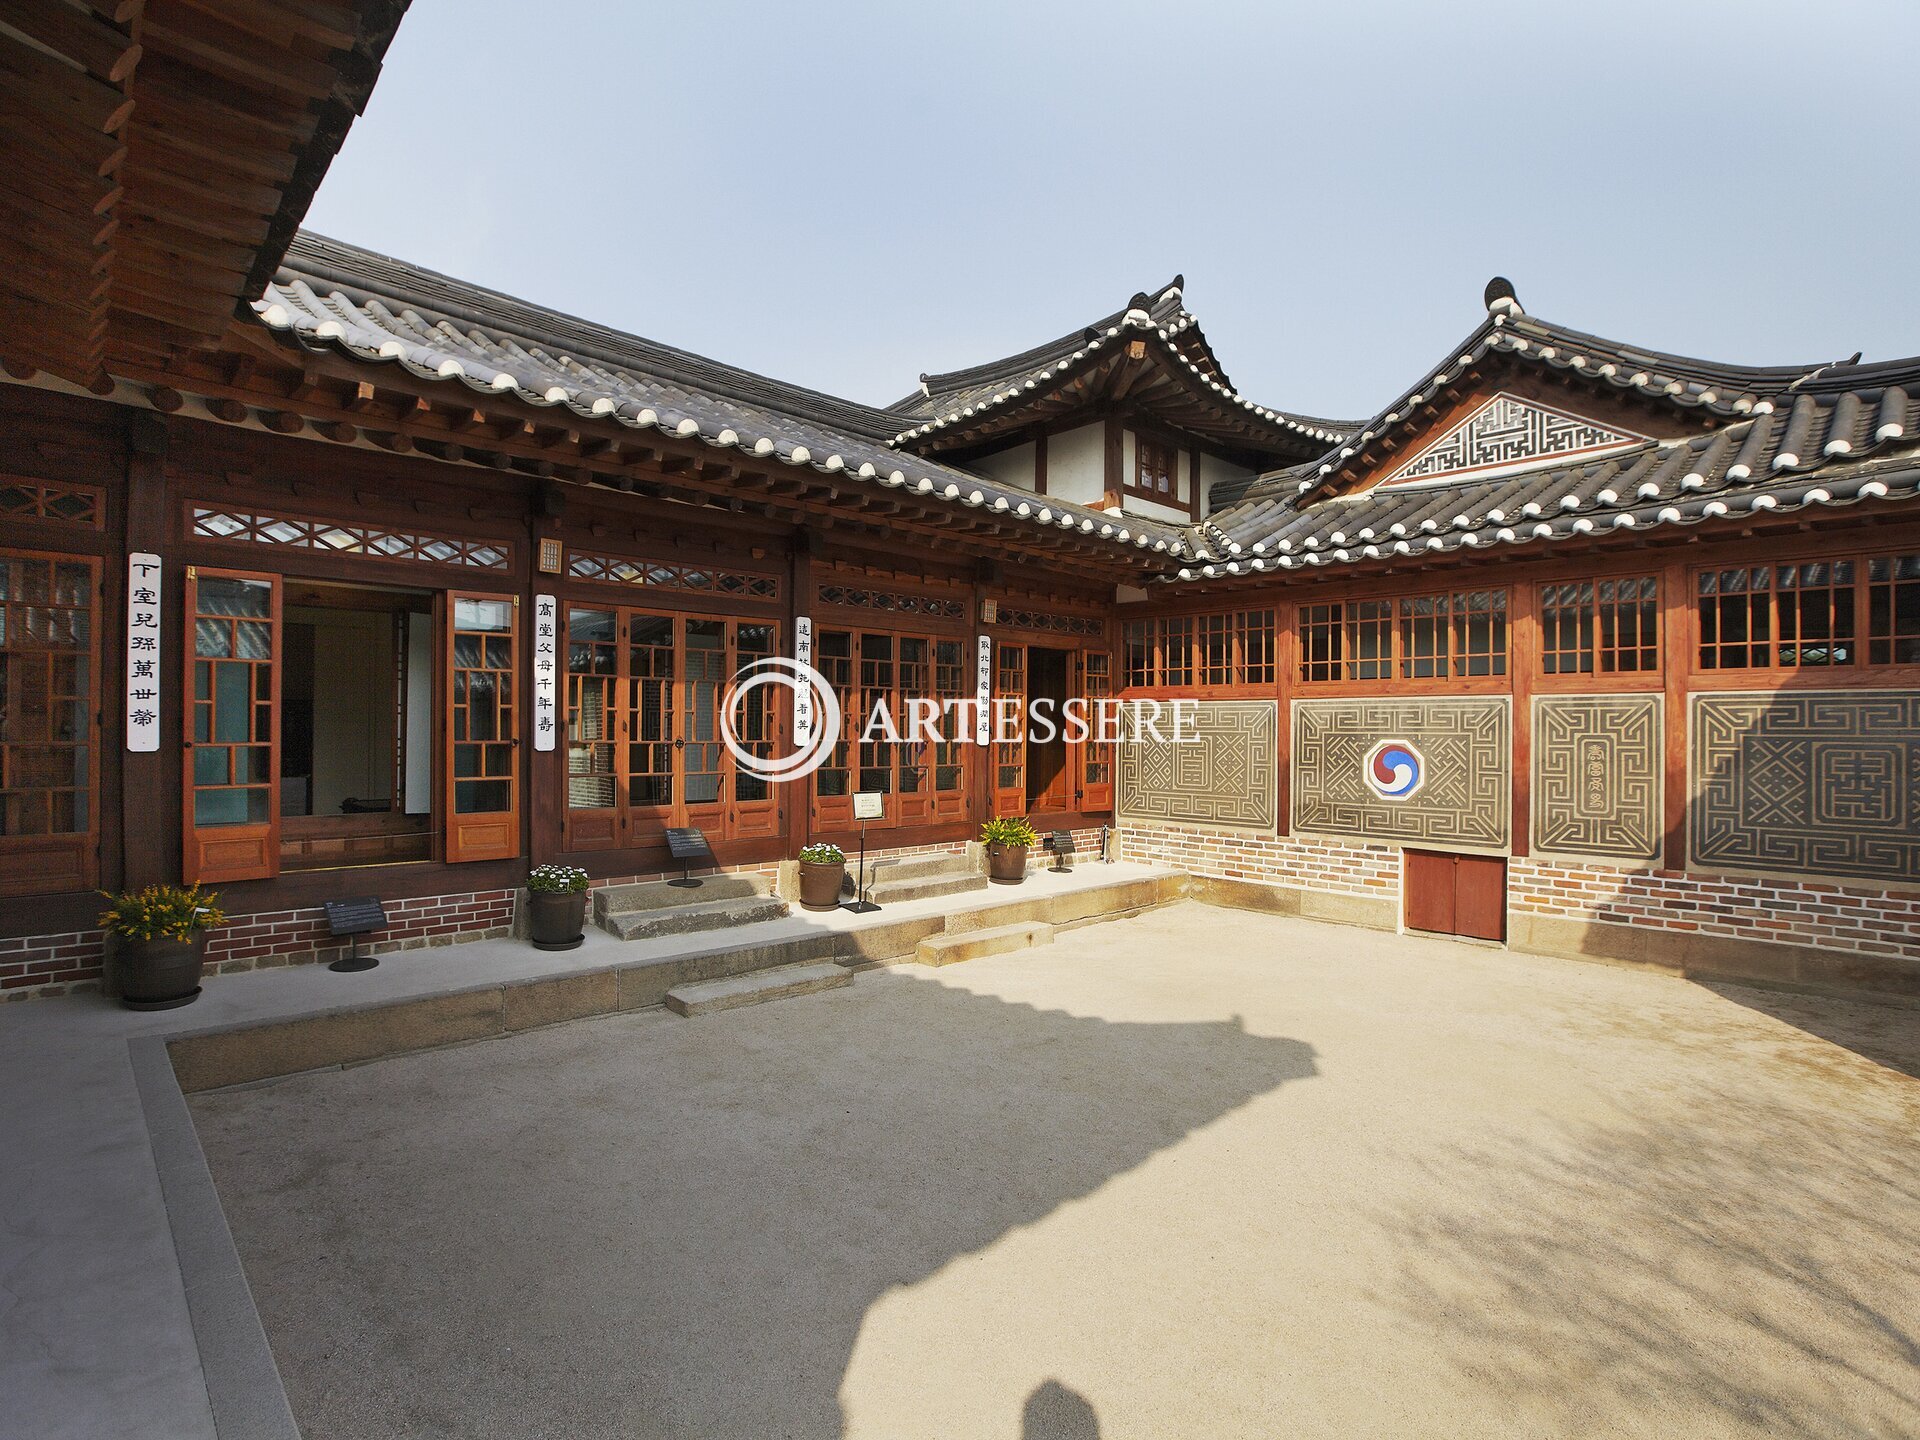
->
[1368,1073,1920,1437]
[1696,979,1920,1080]
[193,965,1312,1439]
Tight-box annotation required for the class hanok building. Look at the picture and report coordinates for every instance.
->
[3,2,1917,1000]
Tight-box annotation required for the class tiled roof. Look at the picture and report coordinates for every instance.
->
[1185,379,1920,581]
[253,234,1201,561]
[886,279,1355,458]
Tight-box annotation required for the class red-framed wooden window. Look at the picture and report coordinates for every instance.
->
[1297,588,1508,684]
[1075,649,1113,812]
[1540,576,1660,675]
[993,641,1027,816]
[1126,609,1273,691]
[1130,435,1178,500]
[183,568,281,884]
[1868,554,1920,664]
[1697,562,1857,671]
[812,626,966,829]
[0,550,101,897]
[446,591,519,863]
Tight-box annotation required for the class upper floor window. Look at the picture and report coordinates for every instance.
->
[1298,589,1507,682]
[1125,608,1273,690]
[1540,577,1660,675]
[1131,435,1177,501]
[1868,555,1920,665]
[1698,562,1855,669]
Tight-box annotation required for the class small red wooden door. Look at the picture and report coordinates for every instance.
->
[183,567,281,884]
[445,591,520,864]
[1404,850,1506,941]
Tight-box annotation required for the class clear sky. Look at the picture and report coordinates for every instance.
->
[306,0,1920,421]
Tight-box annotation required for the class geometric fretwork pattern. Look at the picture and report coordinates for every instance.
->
[191,506,511,569]
[568,550,781,600]
[1690,691,1920,884]
[1384,392,1643,487]
[1532,694,1663,862]
[1117,700,1277,833]
[1293,697,1511,851]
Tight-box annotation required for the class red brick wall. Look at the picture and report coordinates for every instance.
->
[1509,860,1920,963]
[1118,823,1398,899]
[1,888,518,1002]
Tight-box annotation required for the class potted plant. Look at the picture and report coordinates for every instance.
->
[981,816,1038,884]
[526,864,590,950]
[99,884,226,1010]
[797,842,848,910]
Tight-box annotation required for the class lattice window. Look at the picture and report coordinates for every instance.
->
[0,552,97,838]
[0,479,103,528]
[1297,599,1391,682]
[1869,554,1920,665]
[816,584,964,619]
[1299,591,1506,682]
[1125,610,1269,690]
[994,607,1105,637]
[1540,576,1660,675]
[1131,435,1178,499]
[192,507,510,570]
[568,551,780,600]
[1698,563,1857,671]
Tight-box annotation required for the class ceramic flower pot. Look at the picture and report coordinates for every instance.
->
[528,889,588,950]
[798,860,847,910]
[986,842,1030,884]
[118,934,207,1010]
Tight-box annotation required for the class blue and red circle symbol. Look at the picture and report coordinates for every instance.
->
[1364,740,1424,800]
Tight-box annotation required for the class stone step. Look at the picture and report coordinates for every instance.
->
[665,961,850,1016]
[869,851,976,884]
[601,895,788,942]
[866,870,990,906]
[916,921,1055,968]
[595,873,769,918]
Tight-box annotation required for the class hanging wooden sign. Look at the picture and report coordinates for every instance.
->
[532,593,558,752]
[974,635,992,746]
[125,552,162,752]
[793,615,814,750]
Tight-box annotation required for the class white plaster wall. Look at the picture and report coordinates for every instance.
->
[970,440,1036,491]
[1125,492,1191,525]
[1048,421,1106,508]
[1199,452,1258,517]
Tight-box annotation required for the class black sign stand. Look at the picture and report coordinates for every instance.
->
[1046,830,1075,873]
[664,827,713,888]
[846,822,880,913]
[323,896,386,972]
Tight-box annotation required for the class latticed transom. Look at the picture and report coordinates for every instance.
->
[191,507,510,570]
[567,551,781,600]
[0,480,103,528]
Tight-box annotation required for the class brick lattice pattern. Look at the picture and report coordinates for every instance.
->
[1292,697,1511,851]
[1117,700,1278,832]
[1531,694,1663,862]
[1690,690,1920,884]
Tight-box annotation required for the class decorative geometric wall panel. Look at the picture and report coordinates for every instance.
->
[1117,700,1277,833]
[1690,691,1920,884]
[1293,698,1511,851]
[1383,392,1644,487]
[1532,695,1663,862]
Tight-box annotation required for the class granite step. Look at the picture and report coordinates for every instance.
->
[865,870,989,906]
[600,895,788,942]
[665,961,851,1016]
[867,851,976,884]
[595,873,770,918]
[916,921,1054,968]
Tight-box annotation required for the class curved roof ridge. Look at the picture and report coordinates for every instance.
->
[282,232,911,443]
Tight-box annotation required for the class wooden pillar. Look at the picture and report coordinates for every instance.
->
[1102,416,1124,512]
[1033,431,1048,496]
[121,415,177,889]
[789,528,814,853]
[1273,597,1296,836]
[1509,579,1537,859]
[969,559,996,829]
[1660,555,1692,873]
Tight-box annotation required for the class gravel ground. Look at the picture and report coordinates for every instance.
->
[192,902,1920,1440]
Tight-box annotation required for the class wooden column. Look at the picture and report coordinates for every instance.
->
[1509,579,1537,859]
[1273,597,1296,837]
[121,415,177,889]
[1101,417,1123,511]
[1660,555,1692,873]
[1033,431,1048,496]
[969,559,996,830]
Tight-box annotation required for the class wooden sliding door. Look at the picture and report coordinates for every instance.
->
[445,592,519,863]
[183,568,281,883]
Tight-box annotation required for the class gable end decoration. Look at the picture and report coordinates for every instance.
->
[1383,392,1646,489]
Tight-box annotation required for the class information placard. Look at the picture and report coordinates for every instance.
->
[852,791,884,822]
[532,593,558,752]
[125,553,162,752]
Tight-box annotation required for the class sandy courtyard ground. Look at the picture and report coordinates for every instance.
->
[191,902,1920,1440]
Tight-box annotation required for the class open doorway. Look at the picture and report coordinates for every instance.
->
[280,580,434,870]
[1025,645,1071,811]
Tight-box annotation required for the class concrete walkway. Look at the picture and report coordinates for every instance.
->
[0,861,1168,1440]
[189,904,1920,1440]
